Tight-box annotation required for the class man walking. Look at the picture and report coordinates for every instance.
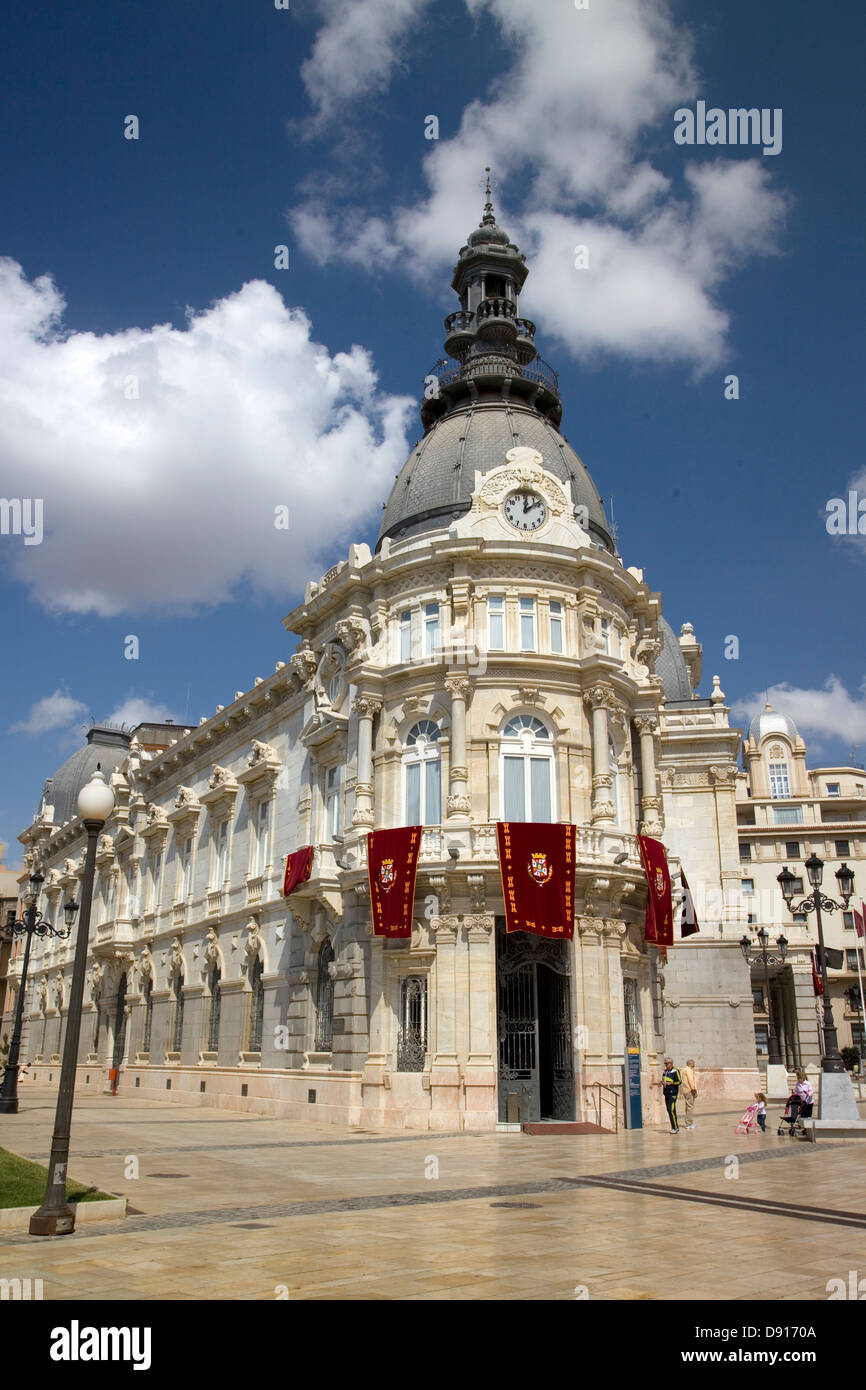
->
[661,1057,683,1134]
[682,1057,698,1129]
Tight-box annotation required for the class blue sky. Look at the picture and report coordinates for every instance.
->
[1,0,864,866]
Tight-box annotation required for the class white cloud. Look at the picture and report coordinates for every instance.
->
[104,697,177,729]
[0,260,413,616]
[732,678,866,750]
[300,0,434,128]
[291,0,789,368]
[10,689,88,734]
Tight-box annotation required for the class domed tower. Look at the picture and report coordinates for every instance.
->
[379,176,614,555]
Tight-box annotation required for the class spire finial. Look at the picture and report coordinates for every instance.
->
[480,166,497,225]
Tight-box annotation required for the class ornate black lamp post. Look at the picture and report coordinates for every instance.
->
[777,856,855,1073]
[740,927,789,1067]
[0,872,79,1115]
[30,768,115,1236]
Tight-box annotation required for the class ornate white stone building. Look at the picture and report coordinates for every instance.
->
[736,705,866,1072]
[10,196,762,1130]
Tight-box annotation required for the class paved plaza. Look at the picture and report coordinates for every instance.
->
[0,1085,864,1301]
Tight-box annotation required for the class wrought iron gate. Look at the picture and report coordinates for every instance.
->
[496,923,574,1122]
[112,975,128,1074]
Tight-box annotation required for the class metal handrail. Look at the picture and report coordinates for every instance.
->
[590,1082,620,1133]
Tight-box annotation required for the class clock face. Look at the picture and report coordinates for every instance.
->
[504,490,547,532]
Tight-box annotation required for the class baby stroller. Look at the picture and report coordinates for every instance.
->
[735,1102,759,1135]
[777,1093,812,1138]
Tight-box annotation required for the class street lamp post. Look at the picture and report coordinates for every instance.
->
[29,768,115,1237]
[740,927,789,1067]
[777,856,854,1073]
[0,874,79,1115]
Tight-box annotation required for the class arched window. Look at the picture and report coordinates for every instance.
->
[404,721,442,825]
[397,976,428,1072]
[207,965,222,1052]
[315,941,334,1051]
[248,956,264,1053]
[501,715,553,822]
[142,977,154,1053]
[172,973,185,1053]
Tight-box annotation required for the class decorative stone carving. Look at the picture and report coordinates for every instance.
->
[243,918,262,971]
[351,695,383,720]
[174,786,200,812]
[476,450,570,518]
[37,977,49,1012]
[249,740,277,767]
[583,684,620,713]
[444,677,471,702]
[290,641,318,688]
[446,794,471,816]
[635,635,662,676]
[633,715,658,736]
[467,874,486,912]
[335,615,368,655]
[583,878,610,914]
[709,764,738,785]
[203,928,220,970]
[137,945,154,984]
[168,938,184,977]
[428,873,451,915]
[96,833,115,857]
[53,974,65,1010]
[89,962,103,1002]
[207,765,238,792]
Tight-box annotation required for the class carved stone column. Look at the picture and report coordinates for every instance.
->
[360,936,390,1127]
[634,715,664,836]
[351,695,382,827]
[445,677,471,820]
[463,912,497,1127]
[583,685,615,826]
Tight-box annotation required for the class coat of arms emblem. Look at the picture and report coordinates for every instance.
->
[528,851,553,886]
[654,867,665,896]
[380,858,396,892]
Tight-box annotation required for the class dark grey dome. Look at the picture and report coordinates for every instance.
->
[657,617,693,702]
[378,402,613,550]
[38,726,130,826]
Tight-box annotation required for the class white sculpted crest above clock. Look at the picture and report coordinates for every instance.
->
[503,489,547,531]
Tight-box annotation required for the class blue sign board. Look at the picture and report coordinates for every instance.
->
[626,1047,642,1129]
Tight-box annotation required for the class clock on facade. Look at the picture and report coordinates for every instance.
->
[503,490,547,531]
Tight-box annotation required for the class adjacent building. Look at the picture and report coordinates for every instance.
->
[737,706,865,1070]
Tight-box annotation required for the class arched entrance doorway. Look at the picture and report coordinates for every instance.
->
[495,921,574,1122]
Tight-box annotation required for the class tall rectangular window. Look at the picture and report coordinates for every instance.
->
[774,805,802,826]
[503,757,525,820]
[406,761,421,825]
[325,766,342,840]
[549,600,563,654]
[254,799,270,874]
[180,837,193,899]
[785,841,801,859]
[149,851,162,911]
[214,820,228,884]
[741,879,755,895]
[424,602,439,657]
[739,843,752,862]
[530,758,551,821]
[835,840,851,857]
[488,595,504,649]
[425,759,441,825]
[399,609,411,663]
[769,763,791,799]
[519,596,536,651]
[600,616,612,654]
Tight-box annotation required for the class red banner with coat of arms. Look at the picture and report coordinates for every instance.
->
[496,822,575,939]
[367,826,421,938]
[638,835,674,947]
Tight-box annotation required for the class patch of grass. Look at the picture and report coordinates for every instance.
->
[0,1147,116,1209]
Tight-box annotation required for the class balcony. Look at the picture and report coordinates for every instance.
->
[206,889,223,917]
[93,917,135,949]
[246,876,263,907]
[352,823,642,871]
